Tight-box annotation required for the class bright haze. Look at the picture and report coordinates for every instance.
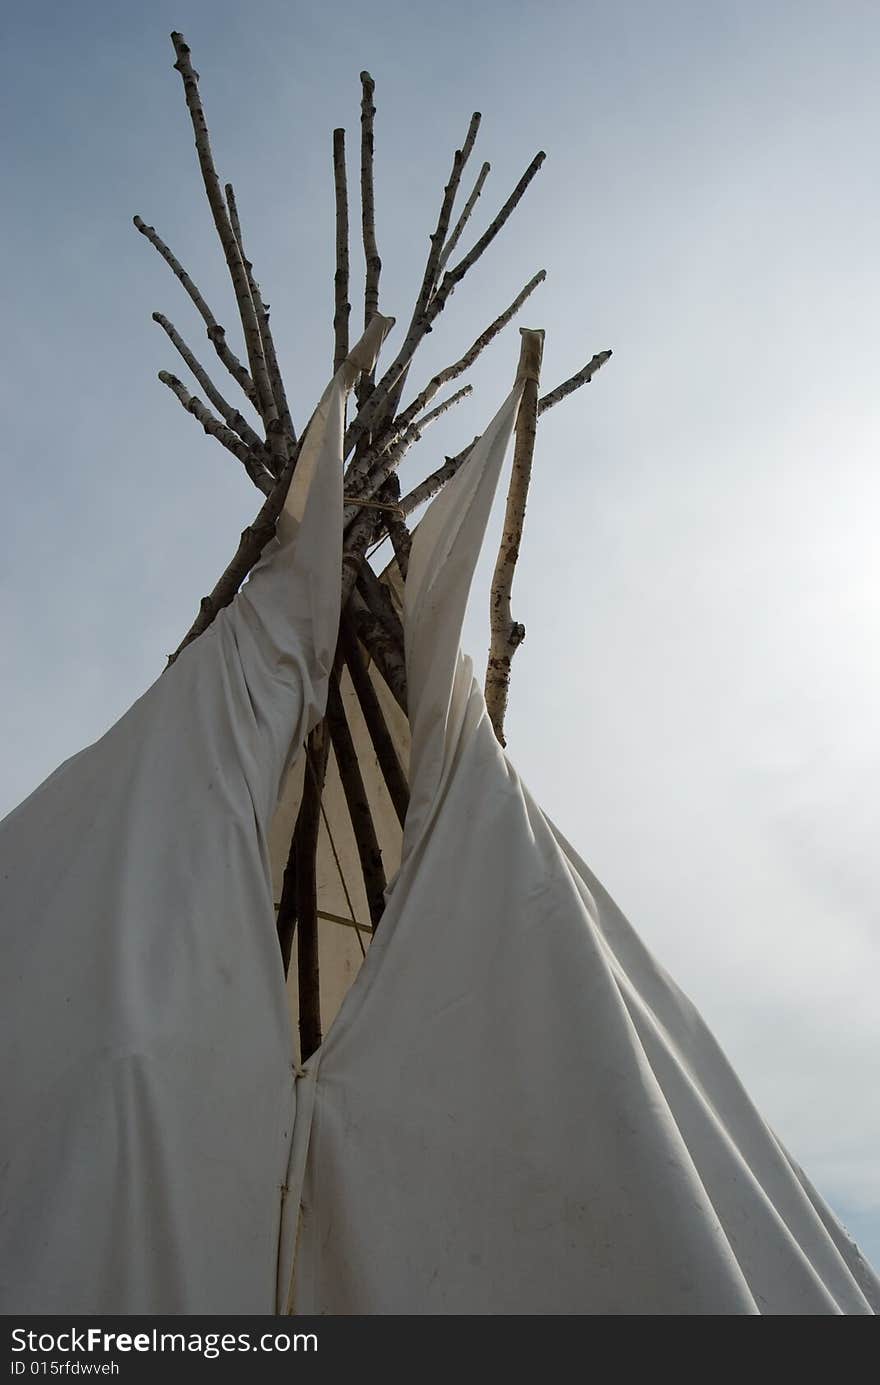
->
[2,2,878,1265]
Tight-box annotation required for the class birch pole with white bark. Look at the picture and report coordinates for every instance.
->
[399,349,613,516]
[170,33,287,472]
[134,216,259,405]
[359,72,381,332]
[225,181,297,452]
[346,269,546,495]
[333,128,351,373]
[485,328,545,746]
[157,370,275,493]
[152,312,266,452]
[438,161,490,272]
[343,146,543,467]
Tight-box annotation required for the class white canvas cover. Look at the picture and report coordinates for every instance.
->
[288,371,880,1315]
[0,316,391,1315]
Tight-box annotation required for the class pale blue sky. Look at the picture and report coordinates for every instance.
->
[2,1,879,1266]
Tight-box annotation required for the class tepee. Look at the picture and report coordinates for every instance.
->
[1,33,877,1316]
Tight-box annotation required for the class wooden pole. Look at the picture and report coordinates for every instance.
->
[151,312,266,453]
[225,181,297,455]
[340,616,409,828]
[381,271,546,453]
[359,72,381,332]
[398,350,613,517]
[383,479,412,581]
[133,216,258,406]
[438,160,490,273]
[295,727,330,1061]
[276,828,298,976]
[348,589,407,714]
[170,34,279,448]
[156,370,274,493]
[485,328,544,746]
[332,128,351,373]
[141,45,612,674]
[343,147,544,466]
[344,386,473,520]
[326,673,387,930]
